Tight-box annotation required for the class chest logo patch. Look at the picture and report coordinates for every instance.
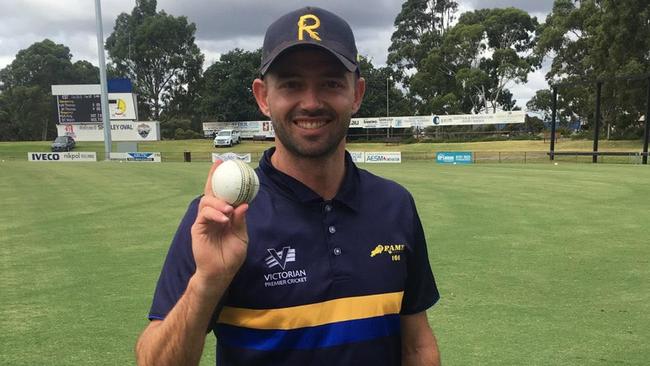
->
[263,246,308,288]
[266,246,296,270]
[370,244,405,262]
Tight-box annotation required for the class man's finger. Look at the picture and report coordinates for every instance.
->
[195,206,231,226]
[231,203,249,237]
[198,195,234,216]
[203,160,223,197]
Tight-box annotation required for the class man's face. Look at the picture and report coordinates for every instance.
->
[253,48,365,159]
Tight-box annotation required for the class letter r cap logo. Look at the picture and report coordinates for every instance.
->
[259,6,359,75]
[298,14,321,41]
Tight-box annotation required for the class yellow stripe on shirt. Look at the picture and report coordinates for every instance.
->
[218,291,404,330]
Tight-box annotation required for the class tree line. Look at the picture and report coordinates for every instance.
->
[0,0,648,141]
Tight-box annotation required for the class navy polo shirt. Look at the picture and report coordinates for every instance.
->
[149,148,439,365]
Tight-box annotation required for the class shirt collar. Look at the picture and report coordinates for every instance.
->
[258,147,361,211]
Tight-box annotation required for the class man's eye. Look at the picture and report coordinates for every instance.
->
[280,81,300,89]
[325,80,343,89]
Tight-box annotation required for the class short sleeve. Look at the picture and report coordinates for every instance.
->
[400,195,440,315]
[148,197,200,320]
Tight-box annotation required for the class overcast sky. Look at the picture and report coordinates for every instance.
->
[0,0,554,108]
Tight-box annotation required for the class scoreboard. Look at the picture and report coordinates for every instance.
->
[51,84,138,124]
[56,94,103,124]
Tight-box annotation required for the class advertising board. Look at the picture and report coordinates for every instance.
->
[28,152,97,162]
[364,152,402,163]
[349,151,365,163]
[109,152,162,162]
[57,121,160,142]
[203,121,275,139]
[435,152,474,164]
[212,153,252,163]
[203,112,525,136]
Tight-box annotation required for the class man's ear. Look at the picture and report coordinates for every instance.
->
[351,77,366,115]
[252,78,271,118]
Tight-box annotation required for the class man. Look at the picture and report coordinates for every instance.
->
[136,6,440,366]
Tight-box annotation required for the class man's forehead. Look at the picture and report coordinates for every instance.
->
[266,47,350,77]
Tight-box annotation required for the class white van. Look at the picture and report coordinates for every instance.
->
[213,129,241,147]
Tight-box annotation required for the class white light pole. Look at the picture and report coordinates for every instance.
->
[386,77,390,117]
[386,76,392,138]
[94,0,112,160]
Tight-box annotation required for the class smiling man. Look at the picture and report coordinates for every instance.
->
[135,6,441,366]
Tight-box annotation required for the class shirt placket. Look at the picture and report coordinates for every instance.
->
[322,200,349,281]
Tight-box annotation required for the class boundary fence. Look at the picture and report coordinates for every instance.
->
[4,150,649,165]
[549,73,650,164]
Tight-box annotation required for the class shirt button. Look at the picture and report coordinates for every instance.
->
[333,247,342,256]
[328,226,336,234]
[324,204,333,212]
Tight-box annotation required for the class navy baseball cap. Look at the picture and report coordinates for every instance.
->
[260,6,359,75]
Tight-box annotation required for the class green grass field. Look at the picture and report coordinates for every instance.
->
[1,150,649,364]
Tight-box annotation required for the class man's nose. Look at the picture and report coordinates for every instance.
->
[299,85,323,111]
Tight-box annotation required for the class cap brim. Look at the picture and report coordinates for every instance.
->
[260,42,357,75]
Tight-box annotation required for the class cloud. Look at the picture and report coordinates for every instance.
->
[0,0,553,106]
[463,0,554,14]
[197,37,260,66]
[0,0,402,67]
[512,59,553,109]
[160,0,401,64]
[159,0,400,40]
[0,0,131,68]
[512,68,549,110]
[0,0,118,38]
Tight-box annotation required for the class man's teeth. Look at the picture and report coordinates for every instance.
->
[295,120,327,129]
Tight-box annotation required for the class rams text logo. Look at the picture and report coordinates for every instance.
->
[370,244,405,262]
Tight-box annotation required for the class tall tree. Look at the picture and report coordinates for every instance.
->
[356,56,412,118]
[71,61,102,84]
[0,39,99,141]
[0,86,52,141]
[387,0,458,85]
[200,49,264,122]
[456,8,539,113]
[105,0,204,120]
[535,0,650,137]
[526,88,577,128]
[0,39,97,90]
[409,21,485,114]
[408,7,538,115]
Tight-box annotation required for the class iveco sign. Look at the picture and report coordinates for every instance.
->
[30,153,60,161]
[28,152,97,162]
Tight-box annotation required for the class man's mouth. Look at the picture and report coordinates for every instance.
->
[294,119,329,130]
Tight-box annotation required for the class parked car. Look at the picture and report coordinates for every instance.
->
[213,129,241,147]
[51,136,76,152]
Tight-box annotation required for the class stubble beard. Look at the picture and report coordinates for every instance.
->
[271,109,351,160]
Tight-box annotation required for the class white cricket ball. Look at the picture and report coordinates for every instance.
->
[554,162,558,166]
[211,160,260,206]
